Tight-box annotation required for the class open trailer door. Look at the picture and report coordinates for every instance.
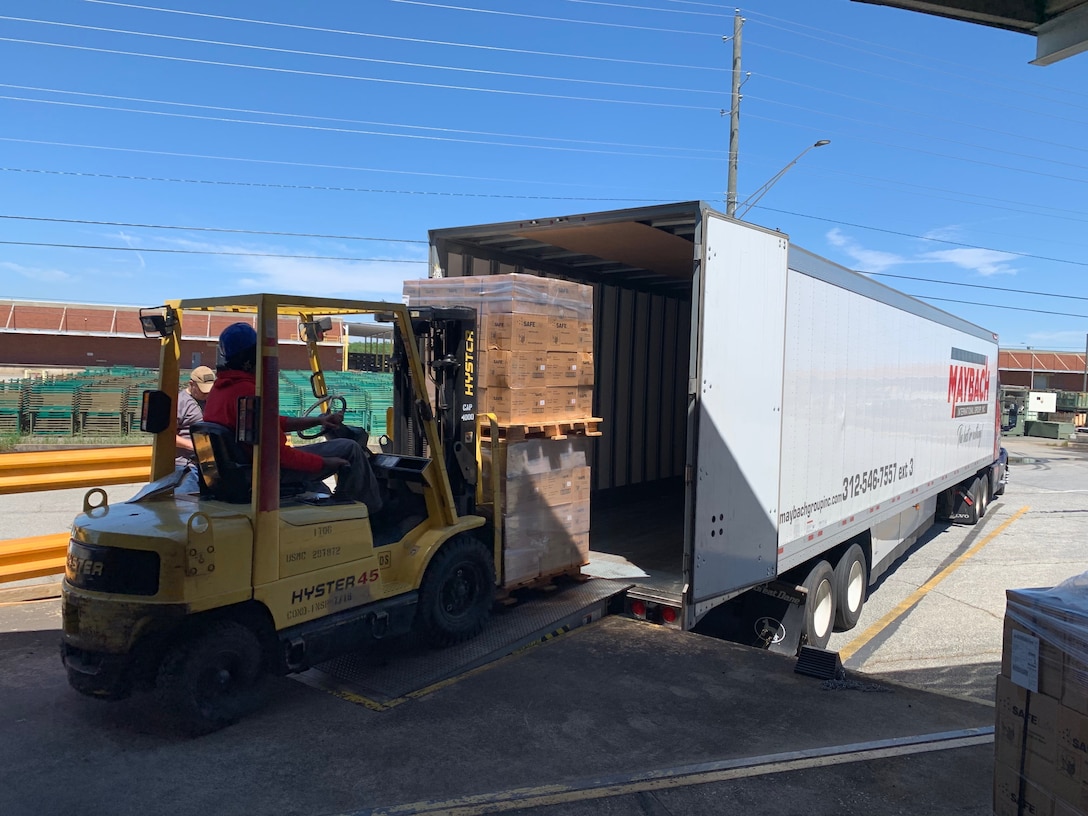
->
[688,213,789,625]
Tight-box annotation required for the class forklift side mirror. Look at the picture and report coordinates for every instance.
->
[140,390,172,434]
[301,315,334,343]
[138,306,178,338]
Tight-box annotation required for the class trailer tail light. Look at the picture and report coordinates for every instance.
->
[661,606,678,625]
[630,600,647,619]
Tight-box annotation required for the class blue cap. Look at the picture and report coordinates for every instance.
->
[217,322,257,367]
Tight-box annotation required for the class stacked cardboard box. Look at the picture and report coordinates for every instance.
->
[480,436,592,586]
[995,575,1088,815]
[404,273,598,587]
[404,274,594,424]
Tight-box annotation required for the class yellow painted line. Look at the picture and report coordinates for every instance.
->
[299,620,592,711]
[839,505,1030,661]
[345,728,993,815]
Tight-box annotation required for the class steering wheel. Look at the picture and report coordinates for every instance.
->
[298,394,348,440]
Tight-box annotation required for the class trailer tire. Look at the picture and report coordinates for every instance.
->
[833,544,867,631]
[802,560,836,649]
[963,477,985,525]
[416,535,495,648]
[155,621,268,736]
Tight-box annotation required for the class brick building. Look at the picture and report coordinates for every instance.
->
[0,299,344,375]
[998,349,1088,392]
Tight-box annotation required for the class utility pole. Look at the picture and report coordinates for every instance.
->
[725,10,743,217]
[1083,333,1087,392]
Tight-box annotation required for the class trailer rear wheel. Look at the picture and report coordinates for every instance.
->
[963,477,985,525]
[802,560,835,649]
[155,621,268,735]
[977,479,989,518]
[416,535,495,648]
[833,544,867,631]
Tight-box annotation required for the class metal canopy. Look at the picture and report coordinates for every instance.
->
[428,200,704,298]
[852,0,1088,64]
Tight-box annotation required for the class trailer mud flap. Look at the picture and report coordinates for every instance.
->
[694,580,807,656]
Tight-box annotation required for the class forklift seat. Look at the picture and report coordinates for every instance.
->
[190,422,312,504]
[190,422,253,504]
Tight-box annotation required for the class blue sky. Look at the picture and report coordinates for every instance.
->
[1,0,1086,351]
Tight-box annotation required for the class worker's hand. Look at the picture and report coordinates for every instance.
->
[320,412,345,430]
[322,456,350,471]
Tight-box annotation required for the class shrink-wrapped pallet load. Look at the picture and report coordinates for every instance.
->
[995,572,1088,815]
[404,273,594,424]
[404,273,599,588]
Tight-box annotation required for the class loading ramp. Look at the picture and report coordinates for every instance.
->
[293,578,630,707]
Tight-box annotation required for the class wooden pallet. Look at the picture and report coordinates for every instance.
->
[481,417,603,442]
[497,564,589,602]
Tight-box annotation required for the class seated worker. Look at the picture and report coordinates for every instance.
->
[175,365,217,494]
[202,322,382,511]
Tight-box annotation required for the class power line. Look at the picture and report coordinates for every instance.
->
[0,165,669,201]
[387,0,717,36]
[0,93,720,161]
[0,239,428,262]
[0,137,660,187]
[866,272,1088,302]
[0,214,428,243]
[0,16,724,97]
[742,8,1088,111]
[0,83,721,156]
[743,94,1088,181]
[750,71,1088,160]
[902,294,1088,320]
[85,0,727,71]
[758,205,1088,270]
[0,37,721,112]
[6,163,1088,271]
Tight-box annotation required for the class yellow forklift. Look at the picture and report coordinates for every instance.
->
[61,294,492,734]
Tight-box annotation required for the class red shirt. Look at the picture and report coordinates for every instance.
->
[202,369,324,474]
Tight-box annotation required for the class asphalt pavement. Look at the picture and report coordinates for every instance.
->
[0,434,1085,816]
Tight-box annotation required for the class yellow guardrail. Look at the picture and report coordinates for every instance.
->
[0,533,69,585]
[0,446,152,586]
[0,446,151,495]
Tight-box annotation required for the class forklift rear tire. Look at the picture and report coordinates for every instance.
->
[802,560,835,650]
[155,621,268,736]
[415,535,495,648]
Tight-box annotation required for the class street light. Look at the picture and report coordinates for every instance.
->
[734,140,830,220]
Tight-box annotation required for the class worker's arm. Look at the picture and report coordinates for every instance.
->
[282,412,343,433]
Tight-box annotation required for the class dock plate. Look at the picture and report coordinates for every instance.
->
[293,578,629,707]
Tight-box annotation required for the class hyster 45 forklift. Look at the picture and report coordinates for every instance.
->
[61,294,491,734]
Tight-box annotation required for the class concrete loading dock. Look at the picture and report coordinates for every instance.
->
[1,436,1086,815]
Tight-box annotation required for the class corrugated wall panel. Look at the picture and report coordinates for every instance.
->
[445,251,692,492]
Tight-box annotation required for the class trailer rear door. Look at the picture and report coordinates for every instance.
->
[689,215,789,623]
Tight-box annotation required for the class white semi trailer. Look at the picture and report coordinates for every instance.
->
[426,201,1007,652]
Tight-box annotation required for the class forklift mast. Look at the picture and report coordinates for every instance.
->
[390,305,478,516]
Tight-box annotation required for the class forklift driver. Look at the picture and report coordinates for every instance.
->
[203,322,383,512]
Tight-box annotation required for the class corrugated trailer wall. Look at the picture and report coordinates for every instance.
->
[443,251,689,492]
[594,285,689,490]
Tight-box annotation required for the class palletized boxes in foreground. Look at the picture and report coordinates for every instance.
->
[995,574,1088,815]
[405,273,599,586]
[480,436,592,588]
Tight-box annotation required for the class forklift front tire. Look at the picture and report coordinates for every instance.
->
[155,621,268,736]
[415,535,495,648]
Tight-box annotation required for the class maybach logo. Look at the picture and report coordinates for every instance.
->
[948,347,991,418]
